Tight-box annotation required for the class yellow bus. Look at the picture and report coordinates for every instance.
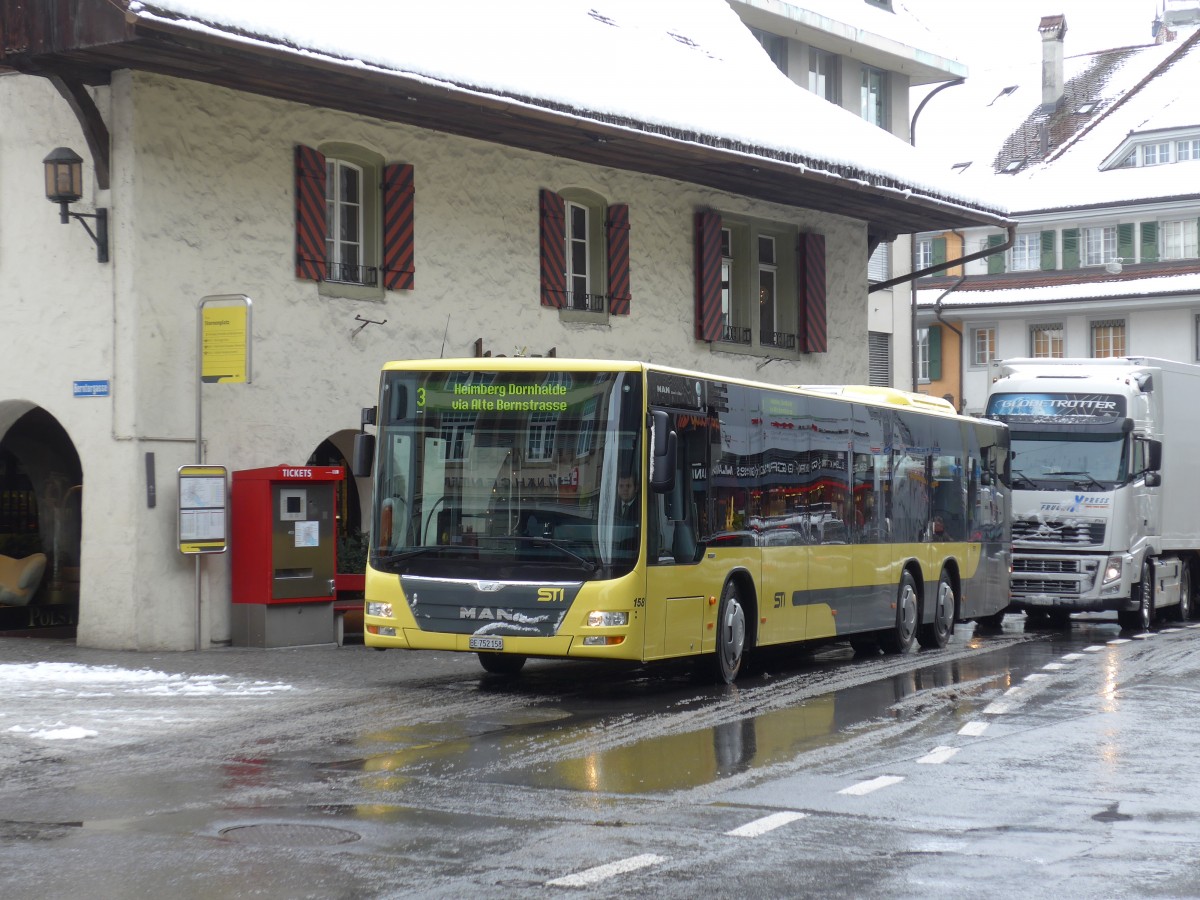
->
[354,359,1010,682]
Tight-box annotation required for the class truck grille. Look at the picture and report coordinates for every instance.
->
[1012,520,1106,545]
[1010,555,1098,600]
[1014,558,1078,575]
[1012,578,1082,596]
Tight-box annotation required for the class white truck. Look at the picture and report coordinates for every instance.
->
[985,357,1200,631]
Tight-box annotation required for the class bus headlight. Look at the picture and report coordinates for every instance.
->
[1102,557,1123,585]
[587,611,629,627]
[367,602,394,618]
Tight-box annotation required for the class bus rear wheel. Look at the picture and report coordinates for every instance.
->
[880,571,919,654]
[918,569,954,650]
[710,580,747,684]
[477,652,527,676]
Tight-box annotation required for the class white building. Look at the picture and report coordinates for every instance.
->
[912,9,1200,414]
[0,0,1006,650]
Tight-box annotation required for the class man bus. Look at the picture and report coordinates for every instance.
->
[353,359,1010,682]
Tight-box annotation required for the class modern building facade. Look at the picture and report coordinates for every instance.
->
[0,0,1005,650]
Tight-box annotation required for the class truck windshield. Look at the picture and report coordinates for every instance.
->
[1009,431,1127,491]
[369,369,643,580]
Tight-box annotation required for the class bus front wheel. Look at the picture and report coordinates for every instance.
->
[880,571,919,654]
[478,652,527,676]
[710,580,747,684]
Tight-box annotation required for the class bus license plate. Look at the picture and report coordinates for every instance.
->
[469,637,504,651]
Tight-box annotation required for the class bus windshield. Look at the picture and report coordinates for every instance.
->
[370,368,643,580]
[1009,431,1127,490]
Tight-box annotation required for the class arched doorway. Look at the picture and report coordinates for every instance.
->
[0,406,82,637]
[308,432,367,643]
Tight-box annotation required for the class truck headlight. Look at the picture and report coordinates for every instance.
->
[587,611,629,627]
[1102,557,1123,585]
[367,602,393,618]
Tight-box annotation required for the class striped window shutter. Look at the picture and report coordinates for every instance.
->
[605,203,631,315]
[694,210,723,341]
[1040,231,1056,269]
[932,237,947,266]
[294,145,326,281]
[539,189,567,308]
[986,234,1006,274]
[798,232,827,353]
[1117,223,1135,263]
[928,325,942,380]
[381,163,415,291]
[1062,228,1080,269]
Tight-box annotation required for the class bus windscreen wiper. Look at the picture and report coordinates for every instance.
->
[505,536,597,574]
[1010,468,1036,488]
[1048,470,1107,490]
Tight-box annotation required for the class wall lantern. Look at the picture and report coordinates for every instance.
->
[43,146,108,263]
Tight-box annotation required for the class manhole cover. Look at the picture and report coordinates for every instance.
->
[219,823,361,846]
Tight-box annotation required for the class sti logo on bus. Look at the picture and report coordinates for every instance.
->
[538,587,565,603]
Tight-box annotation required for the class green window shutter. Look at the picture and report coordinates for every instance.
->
[1117,223,1135,262]
[932,237,947,266]
[1141,222,1159,262]
[986,234,1006,274]
[1062,228,1080,269]
[1040,230,1056,270]
[928,325,942,380]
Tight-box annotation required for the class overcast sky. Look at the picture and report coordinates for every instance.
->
[906,0,1167,73]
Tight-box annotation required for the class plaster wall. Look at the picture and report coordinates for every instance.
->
[4,69,874,649]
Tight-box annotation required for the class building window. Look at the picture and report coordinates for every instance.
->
[1143,142,1172,166]
[326,159,368,284]
[750,27,787,75]
[808,49,838,103]
[868,241,890,283]
[1031,323,1064,358]
[1091,319,1126,358]
[916,239,933,270]
[1082,226,1117,267]
[527,411,557,461]
[971,326,996,367]
[916,327,930,382]
[861,66,887,129]
[1179,139,1200,161]
[1011,233,1041,271]
[715,219,795,350]
[1161,220,1199,259]
[576,396,598,458]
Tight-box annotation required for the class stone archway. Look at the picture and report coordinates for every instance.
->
[0,405,83,636]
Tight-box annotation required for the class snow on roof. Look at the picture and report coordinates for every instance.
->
[915,27,1200,214]
[917,270,1200,308]
[128,0,1005,215]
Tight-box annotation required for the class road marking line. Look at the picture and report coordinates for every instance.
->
[1004,685,1025,694]
[547,854,666,887]
[1023,673,1048,681]
[1061,653,1084,660]
[838,775,904,796]
[1083,645,1106,652]
[1132,632,1153,640]
[917,746,960,765]
[1042,662,1065,670]
[982,701,1012,715]
[725,811,807,837]
[1160,627,1181,633]
[1187,624,1200,629]
[1108,638,1131,645]
[959,721,989,737]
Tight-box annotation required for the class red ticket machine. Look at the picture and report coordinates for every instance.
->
[230,465,344,647]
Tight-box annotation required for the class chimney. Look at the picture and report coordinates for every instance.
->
[1039,14,1067,109]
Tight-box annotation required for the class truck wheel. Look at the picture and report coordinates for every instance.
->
[880,571,919,654]
[709,579,747,684]
[478,652,527,675]
[917,569,954,649]
[1117,559,1155,632]
[1174,564,1193,622]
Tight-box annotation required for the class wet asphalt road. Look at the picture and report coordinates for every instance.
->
[2,615,1200,898]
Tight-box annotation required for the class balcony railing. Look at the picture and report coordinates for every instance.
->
[761,331,797,350]
[719,325,752,345]
[326,262,379,287]
[569,291,607,312]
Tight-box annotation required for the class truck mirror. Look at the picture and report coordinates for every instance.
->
[1146,439,1162,473]
[352,432,375,478]
[650,410,677,493]
[1145,471,1162,488]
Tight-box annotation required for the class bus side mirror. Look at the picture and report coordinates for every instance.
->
[352,432,375,478]
[650,410,677,493]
